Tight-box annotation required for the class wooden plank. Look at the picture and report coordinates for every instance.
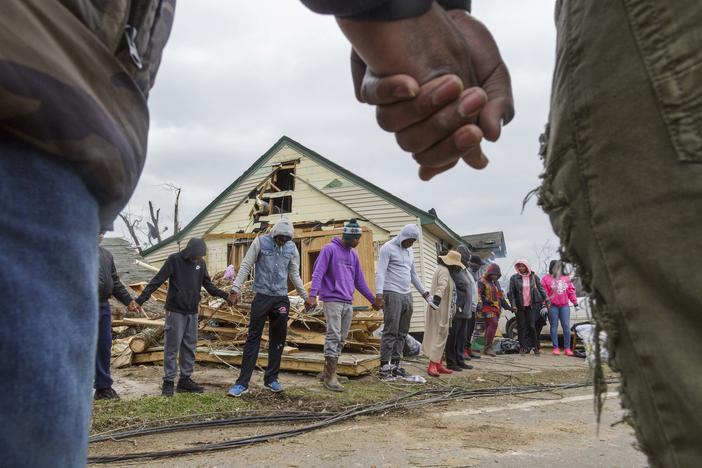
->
[122,318,165,328]
[132,348,379,376]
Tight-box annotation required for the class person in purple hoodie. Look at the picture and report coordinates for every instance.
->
[307,219,380,392]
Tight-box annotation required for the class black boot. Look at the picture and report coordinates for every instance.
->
[162,379,174,397]
[177,377,204,393]
[94,387,120,400]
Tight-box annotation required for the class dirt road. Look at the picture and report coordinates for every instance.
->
[93,354,646,467]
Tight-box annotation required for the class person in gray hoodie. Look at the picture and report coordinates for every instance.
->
[375,224,430,379]
[227,218,308,397]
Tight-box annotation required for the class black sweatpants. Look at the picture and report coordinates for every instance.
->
[236,293,289,387]
[445,316,469,367]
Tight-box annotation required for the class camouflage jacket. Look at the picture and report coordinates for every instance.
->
[0,0,175,228]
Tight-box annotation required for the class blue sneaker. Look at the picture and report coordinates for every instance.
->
[227,384,248,397]
[264,380,284,393]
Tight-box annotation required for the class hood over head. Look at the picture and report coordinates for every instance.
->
[182,238,207,258]
[514,258,532,275]
[456,244,471,264]
[391,224,420,247]
[485,263,502,279]
[270,217,294,239]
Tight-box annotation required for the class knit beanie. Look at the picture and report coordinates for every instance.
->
[342,218,363,241]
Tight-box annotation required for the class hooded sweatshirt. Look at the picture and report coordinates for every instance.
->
[136,238,229,314]
[479,264,511,318]
[310,238,375,304]
[375,224,427,296]
[542,274,578,307]
[507,258,548,310]
[231,218,308,299]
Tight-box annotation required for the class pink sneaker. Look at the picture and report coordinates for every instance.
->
[552,347,561,356]
[564,348,574,356]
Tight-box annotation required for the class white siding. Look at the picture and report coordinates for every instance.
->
[143,141,459,333]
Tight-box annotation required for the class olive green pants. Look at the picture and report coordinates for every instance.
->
[540,1,702,466]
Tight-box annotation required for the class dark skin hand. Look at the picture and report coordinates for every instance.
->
[349,9,514,180]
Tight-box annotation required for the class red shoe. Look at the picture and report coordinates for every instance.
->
[427,361,440,377]
[552,347,561,356]
[564,348,574,356]
[437,360,453,374]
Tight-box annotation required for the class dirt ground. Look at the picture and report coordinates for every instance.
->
[110,351,596,400]
[92,354,647,467]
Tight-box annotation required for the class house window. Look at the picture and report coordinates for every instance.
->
[272,195,293,213]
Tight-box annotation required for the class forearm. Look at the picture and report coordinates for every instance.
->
[289,252,309,300]
[232,240,260,292]
[112,280,133,306]
[336,3,473,85]
[309,249,330,297]
[355,269,376,303]
[375,251,389,294]
[301,0,470,20]
[411,267,427,295]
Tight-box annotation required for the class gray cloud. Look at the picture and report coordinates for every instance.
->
[117,0,561,274]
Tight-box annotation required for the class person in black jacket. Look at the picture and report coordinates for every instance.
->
[444,246,474,371]
[96,235,140,400]
[507,259,550,355]
[136,238,232,396]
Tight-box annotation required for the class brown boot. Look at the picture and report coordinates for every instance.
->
[323,356,345,392]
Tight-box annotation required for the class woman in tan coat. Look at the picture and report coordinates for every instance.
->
[423,250,465,377]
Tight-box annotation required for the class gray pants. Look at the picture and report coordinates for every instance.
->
[380,292,413,363]
[323,302,353,358]
[163,311,198,381]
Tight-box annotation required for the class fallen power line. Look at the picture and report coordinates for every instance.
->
[88,380,616,464]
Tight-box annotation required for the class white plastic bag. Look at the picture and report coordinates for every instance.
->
[575,323,609,366]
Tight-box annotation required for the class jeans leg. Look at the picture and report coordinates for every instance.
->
[178,314,198,379]
[548,306,560,348]
[0,140,99,468]
[94,302,114,389]
[323,302,343,358]
[337,303,353,357]
[560,306,572,349]
[236,296,267,387]
[264,298,289,384]
[163,312,185,381]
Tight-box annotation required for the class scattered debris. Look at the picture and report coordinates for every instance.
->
[110,273,383,376]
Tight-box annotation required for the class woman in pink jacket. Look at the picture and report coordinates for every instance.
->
[541,260,578,356]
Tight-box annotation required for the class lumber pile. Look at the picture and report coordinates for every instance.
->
[110,270,382,376]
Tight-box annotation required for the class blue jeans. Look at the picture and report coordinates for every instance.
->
[95,301,113,389]
[548,305,571,349]
[0,138,99,467]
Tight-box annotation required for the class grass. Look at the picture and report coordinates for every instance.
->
[92,365,615,435]
[91,393,254,434]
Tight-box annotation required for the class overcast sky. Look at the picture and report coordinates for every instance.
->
[116,0,560,275]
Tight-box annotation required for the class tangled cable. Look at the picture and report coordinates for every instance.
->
[88,380,615,464]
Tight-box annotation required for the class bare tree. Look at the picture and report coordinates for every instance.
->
[147,201,163,243]
[532,239,559,276]
[161,183,182,234]
[119,210,145,254]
